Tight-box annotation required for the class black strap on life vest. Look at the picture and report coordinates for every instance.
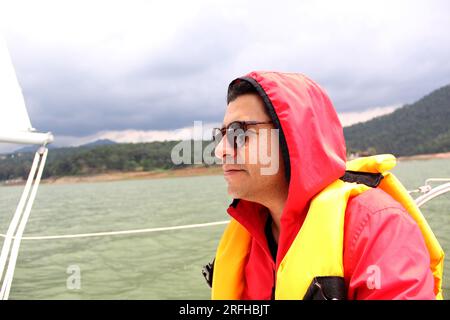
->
[339,170,384,188]
[303,276,347,300]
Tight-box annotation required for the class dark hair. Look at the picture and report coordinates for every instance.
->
[227,80,258,104]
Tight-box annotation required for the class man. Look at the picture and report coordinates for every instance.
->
[207,71,442,300]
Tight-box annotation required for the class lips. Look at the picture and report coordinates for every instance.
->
[222,165,246,173]
[222,166,246,178]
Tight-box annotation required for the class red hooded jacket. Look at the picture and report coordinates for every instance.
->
[225,71,435,300]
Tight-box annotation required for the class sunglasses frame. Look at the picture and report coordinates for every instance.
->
[212,120,273,149]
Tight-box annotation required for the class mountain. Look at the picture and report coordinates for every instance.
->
[0,140,204,181]
[79,139,117,148]
[12,139,116,154]
[13,144,59,154]
[344,84,450,156]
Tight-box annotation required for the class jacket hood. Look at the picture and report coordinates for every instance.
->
[226,71,347,267]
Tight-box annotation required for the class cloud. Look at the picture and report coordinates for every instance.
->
[337,105,400,127]
[0,0,449,142]
[0,121,221,153]
[55,121,221,146]
[48,104,402,149]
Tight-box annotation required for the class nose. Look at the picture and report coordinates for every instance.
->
[214,134,235,161]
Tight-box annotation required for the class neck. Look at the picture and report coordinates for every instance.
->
[259,189,287,244]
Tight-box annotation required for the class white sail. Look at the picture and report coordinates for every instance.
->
[0,35,53,145]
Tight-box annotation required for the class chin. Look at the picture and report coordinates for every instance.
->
[227,186,245,199]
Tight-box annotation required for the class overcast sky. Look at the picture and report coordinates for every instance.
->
[1,0,449,152]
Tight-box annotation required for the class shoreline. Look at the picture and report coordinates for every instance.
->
[2,151,450,187]
[397,151,450,161]
[2,166,223,187]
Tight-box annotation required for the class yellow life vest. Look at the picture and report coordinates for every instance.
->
[212,154,444,300]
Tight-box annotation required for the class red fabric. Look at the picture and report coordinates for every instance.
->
[343,189,435,299]
[226,71,435,300]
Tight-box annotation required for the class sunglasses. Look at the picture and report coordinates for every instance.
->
[212,120,273,149]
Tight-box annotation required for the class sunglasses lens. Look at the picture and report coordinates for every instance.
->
[212,128,222,143]
[226,122,246,149]
[235,132,246,148]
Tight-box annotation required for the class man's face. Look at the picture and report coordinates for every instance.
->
[214,94,285,202]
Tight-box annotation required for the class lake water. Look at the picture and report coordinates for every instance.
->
[0,158,449,299]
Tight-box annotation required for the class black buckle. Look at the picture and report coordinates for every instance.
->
[202,259,215,288]
[303,276,347,300]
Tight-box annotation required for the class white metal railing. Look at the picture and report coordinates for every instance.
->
[0,146,49,300]
[409,179,450,208]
